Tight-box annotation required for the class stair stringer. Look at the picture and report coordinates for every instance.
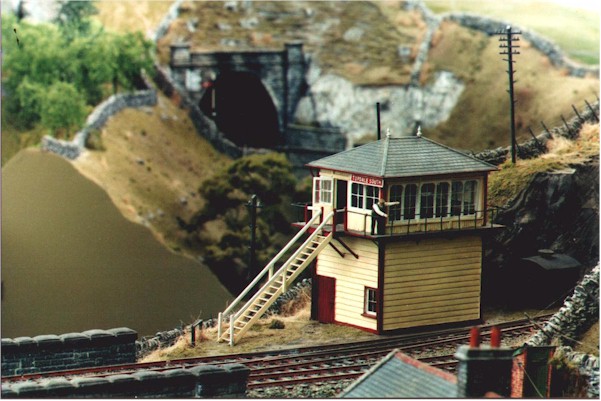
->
[220,229,333,345]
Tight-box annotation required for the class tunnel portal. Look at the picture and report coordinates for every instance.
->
[199,72,281,148]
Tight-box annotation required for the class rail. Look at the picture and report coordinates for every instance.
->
[218,208,323,340]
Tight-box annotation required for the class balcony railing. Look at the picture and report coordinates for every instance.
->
[291,203,503,238]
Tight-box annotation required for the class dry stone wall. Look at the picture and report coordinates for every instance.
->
[1,363,250,398]
[1,328,137,377]
[41,90,157,160]
[405,0,599,79]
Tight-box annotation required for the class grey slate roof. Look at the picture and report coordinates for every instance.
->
[340,350,457,398]
[307,135,497,178]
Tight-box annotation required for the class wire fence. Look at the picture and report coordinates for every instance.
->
[475,97,600,165]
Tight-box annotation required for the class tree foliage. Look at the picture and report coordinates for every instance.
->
[1,11,154,136]
[183,153,306,291]
[54,0,98,40]
[40,81,87,137]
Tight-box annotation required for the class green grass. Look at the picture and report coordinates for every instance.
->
[488,123,599,207]
[425,0,599,66]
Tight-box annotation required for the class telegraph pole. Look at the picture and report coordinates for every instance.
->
[498,25,521,164]
[246,194,263,277]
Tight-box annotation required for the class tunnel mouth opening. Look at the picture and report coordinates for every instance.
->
[199,72,282,149]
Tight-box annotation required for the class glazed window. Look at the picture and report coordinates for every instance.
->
[364,287,377,316]
[313,177,333,204]
[435,182,450,218]
[366,185,379,210]
[463,180,477,215]
[420,183,435,219]
[350,183,380,210]
[451,181,463,216]
[403,184,417,220]
[388,184,403,221]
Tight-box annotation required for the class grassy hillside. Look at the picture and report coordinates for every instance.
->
[73,92,231,255]
[424,20,599,150]
[425,0,599,65]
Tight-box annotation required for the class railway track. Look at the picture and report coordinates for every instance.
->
[2,314,552,394]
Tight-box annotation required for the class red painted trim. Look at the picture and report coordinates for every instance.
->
[377,241,385,333]
[394,352,457,384]
[361,313,377,320]
[308,166,493,183]
[311,262,319,321]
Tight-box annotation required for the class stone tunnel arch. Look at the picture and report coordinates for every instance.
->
[199,71,282,149]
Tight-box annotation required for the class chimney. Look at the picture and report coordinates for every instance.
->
[454,326,514,397]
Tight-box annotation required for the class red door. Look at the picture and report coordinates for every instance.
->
[317,275,336,323]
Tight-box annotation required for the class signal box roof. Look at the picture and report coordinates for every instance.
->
[306,135,497,178]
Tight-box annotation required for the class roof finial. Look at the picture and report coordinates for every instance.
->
[417,125,422,137]
[386,128,391,138]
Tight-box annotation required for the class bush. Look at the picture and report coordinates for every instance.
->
[269,319,285,330]
[1,12,154,137]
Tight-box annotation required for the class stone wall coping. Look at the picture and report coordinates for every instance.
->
[59,332,92,346]
[11,381,42,396]
[12,337,35,345]
[106,374,138,384]
[163,368,195,379]
[43,378,73,390]
[32,334,62,346]
[131,370,165,382]
[2,363,249,398]
[1,385,17,397]
[3,327,138,352]
[1,339,17,353]
[71,377,110,388]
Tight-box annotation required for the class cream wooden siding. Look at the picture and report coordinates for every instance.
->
[383,236,482,331]
[316,237,378,331]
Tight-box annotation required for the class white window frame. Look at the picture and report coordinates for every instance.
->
[388,178,481,222]
[364,287,378,316]
[313,177,333,205]
[349,183,380,212]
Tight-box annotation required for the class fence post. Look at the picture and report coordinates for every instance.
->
[585,99,599,122]
[229,315,234,347]
[218,312,222,340]
[572,104,584,123]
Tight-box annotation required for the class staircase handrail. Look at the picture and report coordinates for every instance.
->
[218,209,323,328]
[232,210,336,323]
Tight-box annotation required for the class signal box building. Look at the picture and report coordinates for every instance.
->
[298,132,501,334]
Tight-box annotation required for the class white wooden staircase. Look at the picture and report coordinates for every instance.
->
[217,209,334,346]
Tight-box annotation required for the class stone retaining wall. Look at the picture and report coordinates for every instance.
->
[153,64,242,159]
[1,363,250,398]
[526,263,599,397]
[41,90,157,160]
[1,328,137,377]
